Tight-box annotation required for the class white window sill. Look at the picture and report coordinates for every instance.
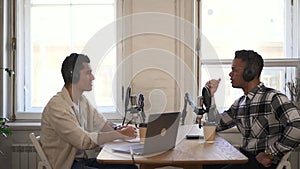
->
[7,121,41,131]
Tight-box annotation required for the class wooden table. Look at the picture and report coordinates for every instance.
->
[97,124,248,169]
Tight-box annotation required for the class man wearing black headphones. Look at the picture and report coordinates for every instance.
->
[41,53,138,169]
[204,50,300,169]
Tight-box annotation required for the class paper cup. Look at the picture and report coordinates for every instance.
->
[139,127,147,142]
[203,125,216,143]
[139,123,147,143]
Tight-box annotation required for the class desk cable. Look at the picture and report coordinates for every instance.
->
[130,146,136,165]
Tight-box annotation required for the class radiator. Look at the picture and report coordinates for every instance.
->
[11,144,40,169]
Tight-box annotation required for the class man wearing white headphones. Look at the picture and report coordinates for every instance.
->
[204,50,300,169]
[41,53,138,169]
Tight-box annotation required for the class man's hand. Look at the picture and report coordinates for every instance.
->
[117,126,137,139]
[205,78,221,96]
[256,152,273,168]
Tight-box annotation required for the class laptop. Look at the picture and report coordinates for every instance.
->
[112,112,180,155]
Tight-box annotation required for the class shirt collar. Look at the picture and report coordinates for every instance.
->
[61,86,83,108]
[246,82,265,101]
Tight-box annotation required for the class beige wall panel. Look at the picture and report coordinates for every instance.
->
[131,68,179,114]
[122,0,196,124]
[131,0,176,14]
[131,34,175,52]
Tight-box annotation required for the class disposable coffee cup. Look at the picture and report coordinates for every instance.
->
[139,123,147,143]
[203,122,217,143]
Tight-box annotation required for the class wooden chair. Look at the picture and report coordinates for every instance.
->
[29,133,52,169]
[276,151,292,169]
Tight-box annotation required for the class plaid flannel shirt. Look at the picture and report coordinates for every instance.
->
[217,83,300,162]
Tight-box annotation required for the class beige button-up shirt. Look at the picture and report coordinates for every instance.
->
[41,87,107,169]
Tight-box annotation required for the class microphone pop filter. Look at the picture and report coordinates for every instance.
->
[202,86,211,110]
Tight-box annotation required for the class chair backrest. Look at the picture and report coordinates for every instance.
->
[276,151,292,169]
[29,133,52,169]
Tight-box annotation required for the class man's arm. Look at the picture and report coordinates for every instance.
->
[89,105,137,145]
[257,93,300,167]
[45,104,99,150]
[205,78,222,123]
[207,96,221,123]
[205,78,237,131]
[268,93,300,161]
[216,102,239,132]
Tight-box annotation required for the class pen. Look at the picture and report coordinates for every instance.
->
[130,146,135,165]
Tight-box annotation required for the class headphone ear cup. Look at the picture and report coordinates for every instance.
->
[69,70,80,83]
[73,72,79,83]
[69,53,80,83]
[243,67,256,82]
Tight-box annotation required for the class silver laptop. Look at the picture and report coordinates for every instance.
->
[112,112,180,155]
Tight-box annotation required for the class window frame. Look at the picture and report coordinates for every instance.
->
[11,0,124,120]
[199,0,300,110]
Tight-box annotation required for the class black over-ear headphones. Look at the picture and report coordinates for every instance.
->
[242,52,257,82]
[69,53,80,83]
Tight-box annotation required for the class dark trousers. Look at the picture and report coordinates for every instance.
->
[203,148,278,169]
[72,158,138,169]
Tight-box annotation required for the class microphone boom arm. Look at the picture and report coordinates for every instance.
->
[181,95,188,125]
[181,87,211,128]
[185,92,199,115]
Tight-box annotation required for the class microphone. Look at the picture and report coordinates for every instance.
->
[181,86,211,128]
[122,85,131,126]
[130,95,140,124]
[122,85,146,126]
[137,94,146,123]
[125,86,131,111]
[129,94,146,125]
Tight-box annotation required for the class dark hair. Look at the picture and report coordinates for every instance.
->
[61,53,90,85]
[235,50,264,80]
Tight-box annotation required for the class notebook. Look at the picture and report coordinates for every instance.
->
[112,112,180,155]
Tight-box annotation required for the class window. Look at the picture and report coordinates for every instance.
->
[200,0,300,112]
[8,0,300,119]
[16,0,118,117]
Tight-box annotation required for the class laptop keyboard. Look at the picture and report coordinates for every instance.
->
[131,144,145,154]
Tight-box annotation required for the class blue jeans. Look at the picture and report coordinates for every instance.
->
[72,158,138,169]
